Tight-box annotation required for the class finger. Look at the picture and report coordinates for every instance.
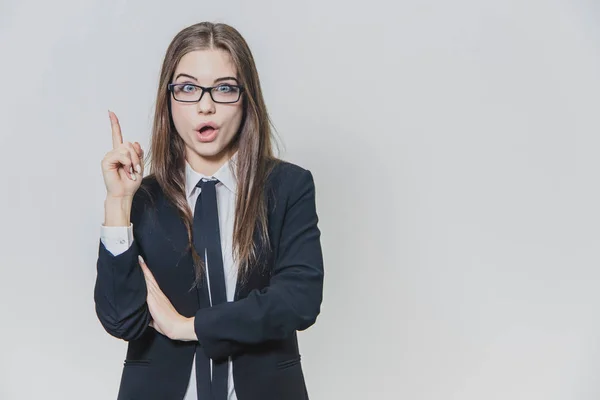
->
[105,150,136,181]
[145,276,158,295]
[123,142,142,175]
[138,255,149,273]
[145,275,164,303]
[146,291,155,307]
[138,259,167,305]
[117,165,133,182]
[146,289,157,311]
[132,142,144,159]
[141,265,154,289]
[109,110,123,150]
[139,256,158,288]
[138,256,157,282]
[134,143,144,174]
[145,273,159,295]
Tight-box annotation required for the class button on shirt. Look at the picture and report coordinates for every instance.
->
[100,155,240,400]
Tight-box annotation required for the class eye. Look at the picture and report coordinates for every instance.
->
[181,84,197,93]
[215,84,236,93]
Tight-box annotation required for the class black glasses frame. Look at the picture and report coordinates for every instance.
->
[167,83,245,104]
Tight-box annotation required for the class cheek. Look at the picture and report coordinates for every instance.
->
[171,102,193,131]
[225,107,244,133]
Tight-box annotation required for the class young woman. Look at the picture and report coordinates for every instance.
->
[95,22,324,400]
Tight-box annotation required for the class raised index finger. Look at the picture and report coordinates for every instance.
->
[108,110,123,149]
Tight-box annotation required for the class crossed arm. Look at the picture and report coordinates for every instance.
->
[94,169,324,361]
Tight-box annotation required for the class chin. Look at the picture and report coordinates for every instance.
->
[193,142,228,158]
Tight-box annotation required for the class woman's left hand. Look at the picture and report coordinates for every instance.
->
[138,255,197,341]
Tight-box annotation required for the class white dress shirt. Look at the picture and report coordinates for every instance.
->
[100,155,240,400]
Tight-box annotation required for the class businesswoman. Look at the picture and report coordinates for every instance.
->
[94,21,324,400]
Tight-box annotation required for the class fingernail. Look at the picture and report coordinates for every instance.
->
[136,164,142,174]
[131,173,137,181]
[138,255,144,264]
[129,166,134,175]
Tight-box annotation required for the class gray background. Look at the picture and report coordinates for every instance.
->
[0,0,598,399]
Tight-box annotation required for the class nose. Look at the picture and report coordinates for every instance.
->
[196,89,216,114]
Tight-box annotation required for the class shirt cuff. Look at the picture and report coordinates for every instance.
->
[100,223,134,256]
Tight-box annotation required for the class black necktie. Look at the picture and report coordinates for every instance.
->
[192,178,229,400]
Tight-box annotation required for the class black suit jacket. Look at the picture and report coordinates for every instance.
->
[94,160,324,400]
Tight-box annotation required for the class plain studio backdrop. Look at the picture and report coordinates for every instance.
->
[0,0,598,399]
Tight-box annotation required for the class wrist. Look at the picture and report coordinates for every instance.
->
[106,194,134,201]
[176,317,197,342]
[104,196,133,226]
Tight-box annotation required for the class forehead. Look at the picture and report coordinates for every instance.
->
[173,49,237,83]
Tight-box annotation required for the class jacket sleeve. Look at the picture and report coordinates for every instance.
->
[194,169,324,361]
[94,191,151,342]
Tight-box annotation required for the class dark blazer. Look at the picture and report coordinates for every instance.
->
[94,160,324,400]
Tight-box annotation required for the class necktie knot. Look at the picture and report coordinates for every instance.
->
[196,177,220,190]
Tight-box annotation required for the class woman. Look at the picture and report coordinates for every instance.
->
[95,21,324,400]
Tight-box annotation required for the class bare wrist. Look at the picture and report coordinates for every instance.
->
[177,317,197,342]
[104,196,133,226]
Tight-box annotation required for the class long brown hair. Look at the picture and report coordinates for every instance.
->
[141,22,280,287]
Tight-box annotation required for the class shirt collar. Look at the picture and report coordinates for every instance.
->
[184,151,238,199]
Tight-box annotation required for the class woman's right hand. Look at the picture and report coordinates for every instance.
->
[101,110,145,199]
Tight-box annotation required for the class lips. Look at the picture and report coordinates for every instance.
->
[196,122,219,132]
[196,128,218,142]
[194,122,219,143]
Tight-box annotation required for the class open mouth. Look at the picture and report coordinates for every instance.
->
[196,126,219,142]
[199,126,215,134]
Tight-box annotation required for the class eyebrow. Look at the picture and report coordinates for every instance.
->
[174,73,239,84]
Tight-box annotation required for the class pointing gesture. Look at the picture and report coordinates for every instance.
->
[101,110,145,199]
[111,110,125,149]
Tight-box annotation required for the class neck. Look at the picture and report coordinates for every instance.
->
[185,147,234,176]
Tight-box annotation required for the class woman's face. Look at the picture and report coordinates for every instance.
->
[170,49,244,174]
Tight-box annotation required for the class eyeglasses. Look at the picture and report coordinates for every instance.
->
[167,83,245,104]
